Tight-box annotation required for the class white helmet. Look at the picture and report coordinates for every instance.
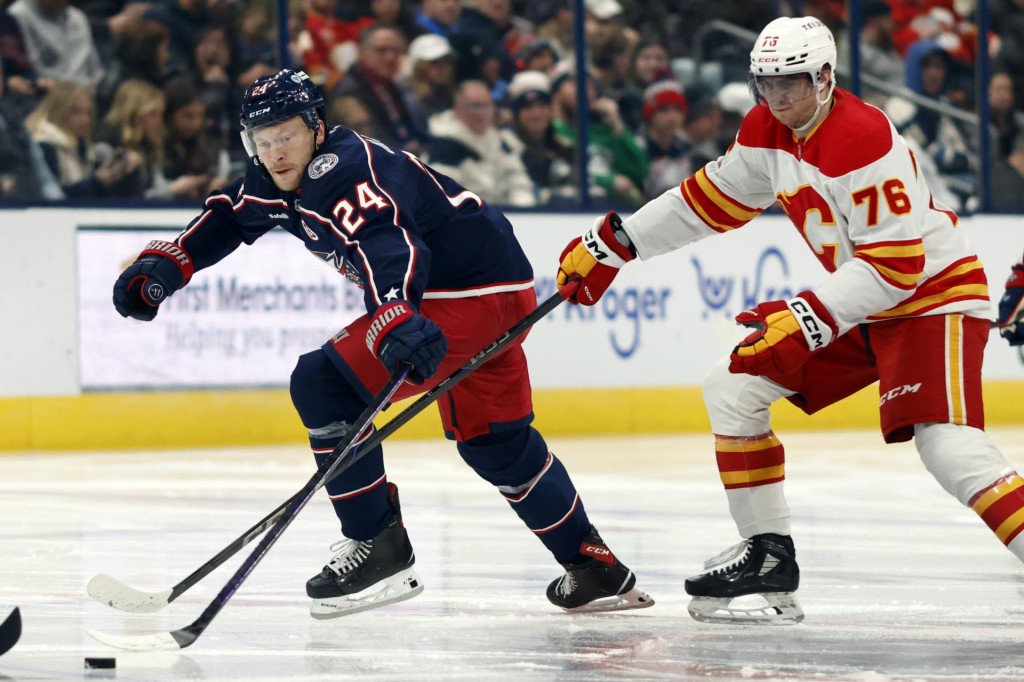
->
[749,16,836,84]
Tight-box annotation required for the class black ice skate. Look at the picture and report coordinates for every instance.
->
[684,533,803,624]
[547,527,654,612]
[306,483,423,619]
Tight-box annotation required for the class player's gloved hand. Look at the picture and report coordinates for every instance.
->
[367,301,448,383]
[729,291,838,376]
[556,211,636,305]
[997,259,1024,346]
[112,240,194,321]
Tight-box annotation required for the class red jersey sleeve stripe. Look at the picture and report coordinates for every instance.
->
[854,240,925,289]
[680,168,761,232]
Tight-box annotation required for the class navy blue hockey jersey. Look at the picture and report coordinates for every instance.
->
[173,126,535,314]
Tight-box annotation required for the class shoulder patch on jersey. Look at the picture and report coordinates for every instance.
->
[308,153,339,179]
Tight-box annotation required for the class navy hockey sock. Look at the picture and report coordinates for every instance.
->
[458,427,592,564]
[292,349,394,540]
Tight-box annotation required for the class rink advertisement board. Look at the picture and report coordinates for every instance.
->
[76,214,1024,390]
[78,228,365,389]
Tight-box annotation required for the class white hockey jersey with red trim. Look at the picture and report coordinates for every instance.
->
[622,88,990,334]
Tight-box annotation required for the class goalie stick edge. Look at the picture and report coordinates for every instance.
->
[0,607,21,657]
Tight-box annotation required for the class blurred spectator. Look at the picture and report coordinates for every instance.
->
[514,37,560,74]
[162,77,229,194]
[716,80,753,148]
[95,19,170,115]
[416,0,461,37]
[328,95,378,138]
[301,0,361,88]
[235,3,277,79]
[8,0,104,88]
[889,2,976,63]
[73,1,151,65]
[0,7,52,120]
[25,80,137,197]
[885,40,976,182]
[506,69,575,206]
[143,0,234,80]
[357,0,424,42]
[583,0,639,51]
[837,0,904,105]
[679,82,723,170]
[549,59,648,206]
[403,33,456,121]
[532,0,572,59]
[987,69,1024,211]
[990,70,1024,172]
[427,79,536,207]
[641,79,690,199]
[619,38,671,132]
[330,24,427,155]
[0,72,60,198]
[590,26,637,128]
[187,24,237,156]
[96,78,208,199]
[449,0,518,84]
[994,15,1024,111]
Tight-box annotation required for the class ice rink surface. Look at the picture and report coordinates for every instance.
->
[1,427,1023,682]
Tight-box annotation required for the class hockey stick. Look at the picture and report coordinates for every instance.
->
[88,283,576,614]
[86,283,576,650]
[0,608,21,657]
[87,365,410,651]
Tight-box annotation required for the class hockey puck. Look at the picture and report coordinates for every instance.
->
[84,657,116,669]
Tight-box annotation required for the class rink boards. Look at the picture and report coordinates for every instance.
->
[1,209,1021,450]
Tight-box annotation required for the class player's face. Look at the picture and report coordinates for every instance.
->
[252,117,320,191]
[755,74,820,129]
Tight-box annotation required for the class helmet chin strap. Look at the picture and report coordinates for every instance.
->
[789,78,835,134]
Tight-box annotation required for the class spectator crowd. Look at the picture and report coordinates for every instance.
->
[0,0,1021,211]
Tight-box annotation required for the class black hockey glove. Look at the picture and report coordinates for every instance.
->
[366,301,448,383]
[113,240,194,321]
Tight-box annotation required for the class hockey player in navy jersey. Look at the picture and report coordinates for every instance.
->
[111,69,652,618]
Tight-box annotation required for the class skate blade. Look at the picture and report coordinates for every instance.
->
[559,586,655,613]
[687,592,804,625]
[310,568,423,620]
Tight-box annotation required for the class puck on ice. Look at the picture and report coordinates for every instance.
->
[84,657,116,669]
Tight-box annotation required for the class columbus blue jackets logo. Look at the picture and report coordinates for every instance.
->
[308,153,339,179]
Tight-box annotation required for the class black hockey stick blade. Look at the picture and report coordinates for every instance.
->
[88,367,410,651]
[0,607,21,657]
[87,282,578,616]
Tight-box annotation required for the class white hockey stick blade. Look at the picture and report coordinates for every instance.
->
[87,627,183,652]
[0,607,21,657]
[88,574,174,613]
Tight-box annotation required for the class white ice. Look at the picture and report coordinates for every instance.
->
[2,428,1024,681]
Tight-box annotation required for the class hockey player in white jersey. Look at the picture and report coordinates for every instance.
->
[556,16,1024,624]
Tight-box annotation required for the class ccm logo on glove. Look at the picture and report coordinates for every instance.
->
[556,211,636,305]
[789,297,831,349]
[729,292,837,376]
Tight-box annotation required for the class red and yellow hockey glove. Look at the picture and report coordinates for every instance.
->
[729,291,838,376]
[556,211,636,305]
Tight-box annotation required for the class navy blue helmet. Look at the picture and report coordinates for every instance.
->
[239,69,326,157]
